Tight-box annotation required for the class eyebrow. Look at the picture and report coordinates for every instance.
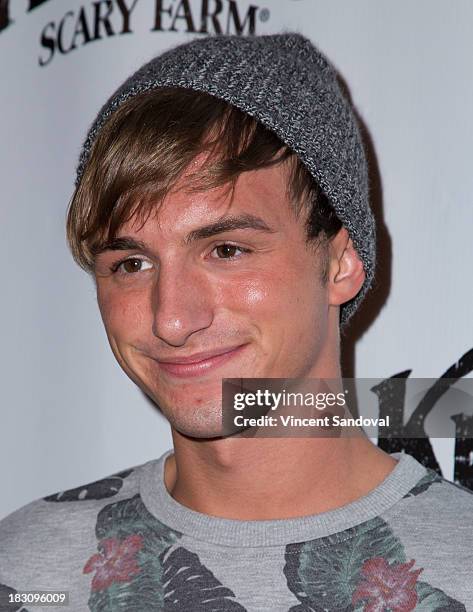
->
[183,213,275,244]
[93,214,276,256]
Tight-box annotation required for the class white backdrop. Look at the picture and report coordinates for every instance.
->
[1,0,472,519]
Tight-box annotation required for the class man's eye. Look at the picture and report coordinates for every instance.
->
[110,257,153,275]
[210,244,250,259]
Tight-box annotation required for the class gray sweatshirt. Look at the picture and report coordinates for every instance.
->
[0,449,472,611]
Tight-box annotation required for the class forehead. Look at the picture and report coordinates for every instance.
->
[119,155,296,239]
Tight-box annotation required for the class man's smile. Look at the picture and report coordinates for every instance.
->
[152,343,250,379]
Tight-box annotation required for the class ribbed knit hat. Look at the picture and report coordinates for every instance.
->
[76,32,375,328]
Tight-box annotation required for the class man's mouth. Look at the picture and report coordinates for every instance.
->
[154,344,249,378]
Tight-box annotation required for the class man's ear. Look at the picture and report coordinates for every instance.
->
[327,227,365,306]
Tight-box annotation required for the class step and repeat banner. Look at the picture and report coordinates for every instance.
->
[1,0,472,519]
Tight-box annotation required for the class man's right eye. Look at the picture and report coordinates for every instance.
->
[110,256,154,275]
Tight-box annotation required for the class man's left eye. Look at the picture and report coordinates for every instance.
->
[210,244,250,259]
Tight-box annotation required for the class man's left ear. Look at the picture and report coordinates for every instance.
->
[327,227,366,306]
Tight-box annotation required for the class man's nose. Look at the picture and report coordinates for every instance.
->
[151,262,214,347]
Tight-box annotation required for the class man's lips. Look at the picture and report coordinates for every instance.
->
[154,344,248,378]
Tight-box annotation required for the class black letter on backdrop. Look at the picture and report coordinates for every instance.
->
[199,0,223,34]
[39,20,55,67]
[226,1,257,35]
[0,0,11,33]
[29,0,50,10]
[373,347,473,486]
[169,0,196,33]
[115,0,139,34]
[152,0,173,31]
[93,0,115,40]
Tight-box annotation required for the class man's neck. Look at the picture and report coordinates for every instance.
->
[163,333,395,521]
[164,433,398,520]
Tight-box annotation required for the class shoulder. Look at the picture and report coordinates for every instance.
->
[383,467,473,605]
[403,464,473,512]
[0,461,146,588]
[394,464,473,546]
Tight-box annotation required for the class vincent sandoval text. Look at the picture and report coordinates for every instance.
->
[233,415,390,428]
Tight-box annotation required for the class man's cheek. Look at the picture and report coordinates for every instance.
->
[227,274,279,309]
[242,283,271,307]
[102,293,148,336]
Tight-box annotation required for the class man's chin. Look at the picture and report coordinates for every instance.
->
[162,403,228,440]
[170,420,230,441]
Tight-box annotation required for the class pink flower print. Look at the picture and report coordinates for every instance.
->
[83,534,143,591]
[352,557,423,612]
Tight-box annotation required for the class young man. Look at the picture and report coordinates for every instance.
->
[1,33,472,611]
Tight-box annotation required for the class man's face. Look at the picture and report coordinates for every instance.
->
[94,159,332,437]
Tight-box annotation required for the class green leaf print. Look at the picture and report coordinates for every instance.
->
[84,494,247,611]
[86,494,180,610]
[284,515,466,612]
[414,581,466,611]
[284,517,405,611]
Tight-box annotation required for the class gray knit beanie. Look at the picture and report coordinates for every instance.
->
[76,32,375,328]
